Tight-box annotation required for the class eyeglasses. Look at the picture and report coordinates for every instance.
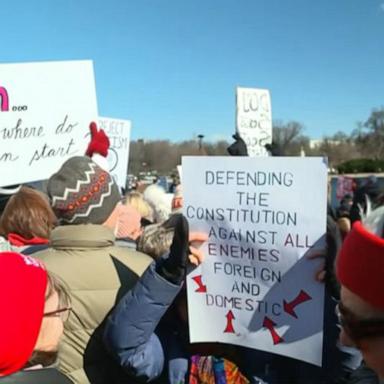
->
[336,302,384,341]
[44,307,72,322]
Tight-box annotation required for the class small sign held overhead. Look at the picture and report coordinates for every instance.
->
[236,87,272,157]
[98,117,131,190]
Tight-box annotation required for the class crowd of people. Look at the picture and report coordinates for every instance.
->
[0,127,383,384]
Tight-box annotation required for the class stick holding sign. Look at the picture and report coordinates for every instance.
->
[183,156,327,366]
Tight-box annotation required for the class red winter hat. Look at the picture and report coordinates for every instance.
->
[0,252,47,377]
[337,221,384,311]
[85,122,110,158]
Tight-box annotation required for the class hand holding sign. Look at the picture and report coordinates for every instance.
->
[188,232,208,266]
[306,247,327,282]
[227,133,248,156]
[158,214,189,285]
[158,215,208,284]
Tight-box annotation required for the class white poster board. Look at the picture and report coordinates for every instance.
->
[99,117,131,190]
[236,87,272,157]
[0,60,98,187]
[183,156,327,366]
[177,165,182,181]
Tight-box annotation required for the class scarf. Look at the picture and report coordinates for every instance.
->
[189,355,249,384]
[8,233,49,247]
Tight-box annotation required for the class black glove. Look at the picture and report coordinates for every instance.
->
[265,142,282,156]
[227,133,248,156]
[157,214,189,285]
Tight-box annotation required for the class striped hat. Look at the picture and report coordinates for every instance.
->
[47,156,120,225]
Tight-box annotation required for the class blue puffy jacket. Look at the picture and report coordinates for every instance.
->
[103,261,266,384]
[103,262,189,383]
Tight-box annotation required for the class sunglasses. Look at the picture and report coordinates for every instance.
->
[336,302,384,341]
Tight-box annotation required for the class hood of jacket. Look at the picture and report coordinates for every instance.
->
[49,224,115,249]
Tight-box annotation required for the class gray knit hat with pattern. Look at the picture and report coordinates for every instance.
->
[47,156,120,225]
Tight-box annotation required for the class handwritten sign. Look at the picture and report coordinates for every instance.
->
[236,87,272,157]
[183,156,327,366]
[99,117,131,190]
[0,60,98,187]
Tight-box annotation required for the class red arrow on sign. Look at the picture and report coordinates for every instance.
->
[283,290,312,318]
[224,310,235,333]
[263,316,284,345]
[191,275,207,293]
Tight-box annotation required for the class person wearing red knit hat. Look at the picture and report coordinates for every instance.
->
[336,207,384,380]
[0,252,71,383]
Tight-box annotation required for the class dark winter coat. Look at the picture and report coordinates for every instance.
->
[0,368,73,383]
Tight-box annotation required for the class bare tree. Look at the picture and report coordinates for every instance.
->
[312,131,359,169]
[272,121,309,155]
[352,107,384,159]
[128,139,229,175]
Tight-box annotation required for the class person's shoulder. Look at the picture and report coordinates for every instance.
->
[110,247,153,272]
[32,247,54,260]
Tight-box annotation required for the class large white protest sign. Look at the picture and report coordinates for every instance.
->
[99,117,131,190]
[0,60,98,186]
[183,156,327,366]
[236,87,272,157]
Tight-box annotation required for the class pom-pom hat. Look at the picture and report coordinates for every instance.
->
[85,122,110,171]
[86,122,110,158]
[0,252,47,376]
[337,221,384,310]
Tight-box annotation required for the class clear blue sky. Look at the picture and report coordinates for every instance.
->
[1,0,383,142]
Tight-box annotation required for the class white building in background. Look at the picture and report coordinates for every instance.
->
[309,139,341,149]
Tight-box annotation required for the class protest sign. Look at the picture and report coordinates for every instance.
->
[99,117,131,190]
[336,176,354,200]
[177,165,182,180]
[236,87,272,157]
[183,156,327,366]
[0,60,98,187]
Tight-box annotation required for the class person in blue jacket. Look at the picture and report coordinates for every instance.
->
[103,212,357,384]
[103,214,253,384]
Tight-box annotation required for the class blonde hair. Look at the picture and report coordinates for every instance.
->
[126,191,153,222]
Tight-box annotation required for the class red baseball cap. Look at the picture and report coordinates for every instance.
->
[337,221,384,311]
[0,252,47,376]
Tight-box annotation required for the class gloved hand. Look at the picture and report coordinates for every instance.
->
[265,142,282,156]
[157,214,189,285]
[227,133,248,156]
[85,122,110,158]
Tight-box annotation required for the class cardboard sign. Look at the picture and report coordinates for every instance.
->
[236,87,272,157]
[0,60,98,187]
[99,117,131,190]
[183,156,327,366]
